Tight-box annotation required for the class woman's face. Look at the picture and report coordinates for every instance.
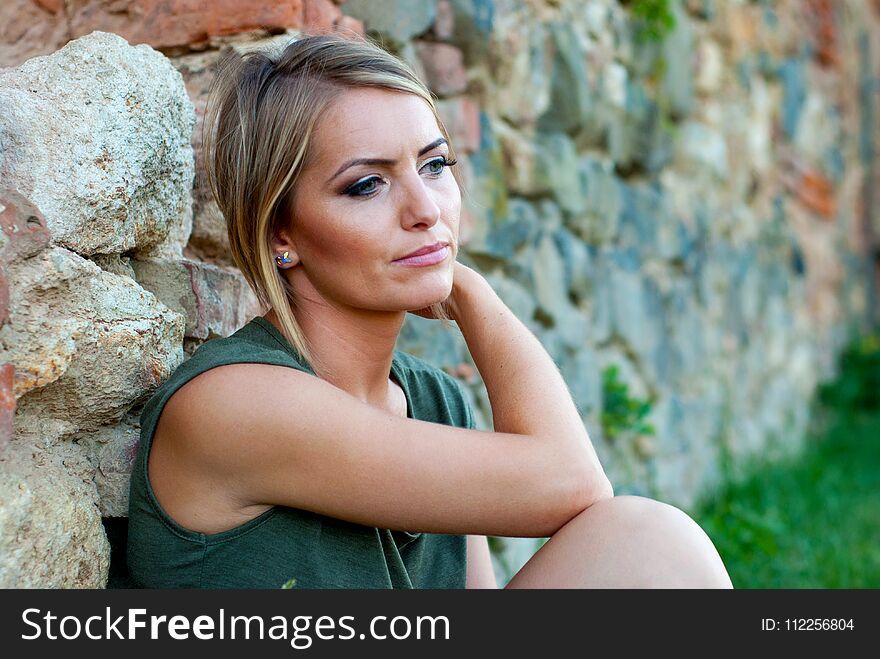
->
[279,87,461,314]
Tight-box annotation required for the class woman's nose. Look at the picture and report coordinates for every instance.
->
[399,174,441,229]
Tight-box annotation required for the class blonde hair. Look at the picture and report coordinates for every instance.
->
[203,34,456,374]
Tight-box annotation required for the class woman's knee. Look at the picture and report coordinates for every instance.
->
[559,494,733,588]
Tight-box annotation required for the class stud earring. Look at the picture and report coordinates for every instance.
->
[275,251,293,267]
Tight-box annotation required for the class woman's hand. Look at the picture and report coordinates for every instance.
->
[408,260,480,323]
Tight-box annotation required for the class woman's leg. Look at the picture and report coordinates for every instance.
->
[504,495,734,588]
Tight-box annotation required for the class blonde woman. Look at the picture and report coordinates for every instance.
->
[126,34,733,589]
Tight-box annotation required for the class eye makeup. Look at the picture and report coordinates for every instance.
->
[342,156,457,198]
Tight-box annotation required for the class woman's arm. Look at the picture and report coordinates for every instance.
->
[449,263,613,506]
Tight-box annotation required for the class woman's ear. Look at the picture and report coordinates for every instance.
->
[271,227,301,267]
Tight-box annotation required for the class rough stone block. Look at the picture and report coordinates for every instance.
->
[496,122,546,197]
[435,97,481,153]
[475,197,541,260]
[303,0,344,35]
[131,257,262,341]
[170,48,232,265]
[552,225,594,302]
[560,346,602,416]
[492,19,552,127]
[457,113,508,245]
[0,440,110,587]
[446,0,494,64]
[532,231,570,321]
[414,41,467,96]
[0,32,196,257]
[0,0,70,68]
[567,157,622,244]
[1,247,185,439]
[607,78,669,173]
[602,248,665,371]
[666,281,707,383]
[343,0,437,46]
[695,38,724,94]
[77,417,141,518]
[537,22,594,135]
[675,121,729,180]
[533,132,584,216]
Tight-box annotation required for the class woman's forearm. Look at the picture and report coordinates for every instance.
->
[450,264,614,504]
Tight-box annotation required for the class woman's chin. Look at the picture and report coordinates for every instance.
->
[386,274,452,311]
[407,297,446,312]
[401,291,449,314]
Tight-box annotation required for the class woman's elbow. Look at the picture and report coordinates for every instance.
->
[561,468,615,522]
[521,447,614,537]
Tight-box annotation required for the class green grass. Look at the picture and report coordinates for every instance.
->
[690,338,880,588]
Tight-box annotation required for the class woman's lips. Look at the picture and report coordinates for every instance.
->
[393,245,450,266]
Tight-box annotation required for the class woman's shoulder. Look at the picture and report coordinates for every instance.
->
[140,318,307,424]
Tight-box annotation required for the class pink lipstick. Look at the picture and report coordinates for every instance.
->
[393,242,450,266]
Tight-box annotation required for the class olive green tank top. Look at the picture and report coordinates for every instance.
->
[127,316,475,589]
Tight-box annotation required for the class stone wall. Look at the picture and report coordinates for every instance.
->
[1,0,878,587]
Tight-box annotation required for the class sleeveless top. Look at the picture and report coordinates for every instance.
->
[126,316,475,589]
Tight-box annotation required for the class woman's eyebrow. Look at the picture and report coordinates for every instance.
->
[327,137,448,184]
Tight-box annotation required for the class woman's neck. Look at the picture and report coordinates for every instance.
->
[263,302,406,412]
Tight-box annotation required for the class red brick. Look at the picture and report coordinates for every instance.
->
[67,0,305,50]
[0,362,15,454]
[303,0,342,35]
[414,41,467,97]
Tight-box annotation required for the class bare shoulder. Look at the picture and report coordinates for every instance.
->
[163,362,279,417]
[148,363,289,535]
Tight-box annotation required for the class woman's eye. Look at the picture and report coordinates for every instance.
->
[344,157,457,197]
[345,176,382,197]
[424,156,457,176]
